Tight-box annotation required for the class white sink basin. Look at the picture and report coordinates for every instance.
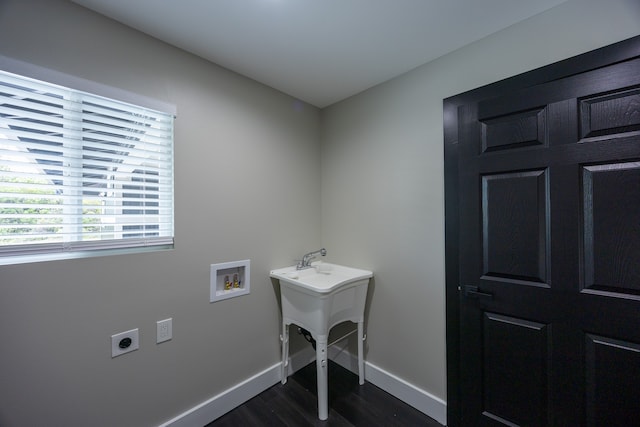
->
[270,262,373,294]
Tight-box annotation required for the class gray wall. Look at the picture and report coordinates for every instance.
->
[0,0,639,426]
[321,0,640,402]
[0,1,321,426]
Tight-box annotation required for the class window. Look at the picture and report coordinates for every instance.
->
[0,69,174,262]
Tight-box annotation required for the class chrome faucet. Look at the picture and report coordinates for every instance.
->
[297,248,327,270]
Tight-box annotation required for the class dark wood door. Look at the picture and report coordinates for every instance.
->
[449,41,640,426]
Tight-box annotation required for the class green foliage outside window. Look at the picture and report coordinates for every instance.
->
[0,169,63,244]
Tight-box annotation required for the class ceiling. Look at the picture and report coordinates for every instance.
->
[71,0,569,108]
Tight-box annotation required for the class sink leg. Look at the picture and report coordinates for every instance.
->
[358,321,365,385]
[316,337,328,420]
[281,322,289,384]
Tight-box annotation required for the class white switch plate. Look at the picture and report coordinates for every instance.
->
[157,318,172,344]
[111,328,139,358]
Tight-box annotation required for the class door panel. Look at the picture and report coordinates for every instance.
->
[585,334,640,427]
[483,313,550,427]
[481,107,547,153]
[579,88,640,140]
[456,51,640,426]
[482,170,549,285]
[582,161,640,296]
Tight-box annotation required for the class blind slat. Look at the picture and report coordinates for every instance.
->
[82,103,173,130]
[82,96,173,123]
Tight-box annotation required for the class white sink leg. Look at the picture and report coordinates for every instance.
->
[281,322,289,384]
[358,321,365,385]
[316,336,328,420]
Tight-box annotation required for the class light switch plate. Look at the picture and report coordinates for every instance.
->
[157,318,172,344]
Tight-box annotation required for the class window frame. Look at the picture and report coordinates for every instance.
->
[0,56,176,265]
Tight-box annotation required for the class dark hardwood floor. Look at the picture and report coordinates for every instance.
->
[206,360,443,426]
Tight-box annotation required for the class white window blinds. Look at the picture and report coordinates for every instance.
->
[0,70,174,259]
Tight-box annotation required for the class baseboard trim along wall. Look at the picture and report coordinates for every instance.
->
[157,363,282,427]
[159,341,447,426]
[325,343,447,426]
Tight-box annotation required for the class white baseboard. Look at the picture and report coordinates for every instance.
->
[157,362,281,427]
[158,343,447,426]
[326,342,447,426]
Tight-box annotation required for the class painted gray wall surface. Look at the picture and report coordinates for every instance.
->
[0,0,639,426]
[0,1,321,426]
[321,0,640,401]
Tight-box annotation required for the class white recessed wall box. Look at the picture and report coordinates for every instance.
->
[210,259,250,302]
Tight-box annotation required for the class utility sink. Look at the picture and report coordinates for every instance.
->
[270,262,372,294]
[270,262,373,420]
[270,262,372,339]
